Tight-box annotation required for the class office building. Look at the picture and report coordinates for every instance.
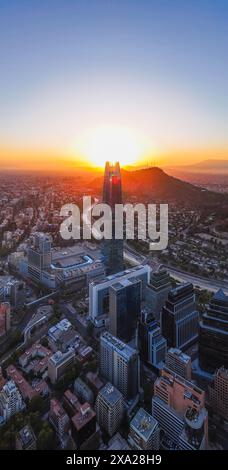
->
[71,403,96,449]
[95,383,124,436]
[102,161,123,275]
[0,380,24,423]
[89,264,150,325]
[146,270,171,322]
[129,408,160,450]
[0,367,6,391]
[27,233,52,282]
[148,321,167,368]
[0,302,10,337]
[100,332,139,400]
[209,366,228,420]
[48,350,75,384]
[152,368,208,450]
[49,398,70,448]
[161,283,199,350]
[138,309,166,367]
[165,348,192,380]
[16,425,37,450]
[109,277,141,342]
[199,289,228,372]
[74,377,94,405]
[7,365,38,401]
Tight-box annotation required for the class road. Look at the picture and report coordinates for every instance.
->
[124,246,228,294]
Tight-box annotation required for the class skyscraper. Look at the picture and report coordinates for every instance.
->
[89,264,150,325]
[161,283,198,350]
[100,332,139,400]
[109,277,141,342]
[146,270,171,322]
[199,289,228,372]
[102,161,123,275]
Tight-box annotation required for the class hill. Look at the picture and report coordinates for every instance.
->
[90,166,228,209]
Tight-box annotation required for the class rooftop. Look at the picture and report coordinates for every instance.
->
[99,383,123,405]
[167,348,191,364]
[130,408,158,441]
[71,403,96,431]
[101,332,138,361]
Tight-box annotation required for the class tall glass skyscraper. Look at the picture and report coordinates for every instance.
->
[102,162,124,275]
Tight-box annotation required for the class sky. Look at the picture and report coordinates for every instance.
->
[0,0,227,170]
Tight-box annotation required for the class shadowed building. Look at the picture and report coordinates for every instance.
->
[161,283,198,350]
[102,161,123,275]
[199,289,228,372]
[146,270,171,322]
[109,277,141,342]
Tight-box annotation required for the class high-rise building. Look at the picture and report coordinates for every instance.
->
[9,280,25,308]
[199,289,228,372]
[95,383,124,436]
[128,408,160,450]
[49,398,70,448]
[152,367,208,450]
[165,348,192,380]
[161,283,199,350]
[48,350,75,384]
[15,425,37,450]
[109,278,141,342]
[138,309,167,367]
[102,161,123,275]
[148,321,167,368]
[0,380,24,423]
[0,302,10,337]
[100,332,139,400]
[89,264,150,325]
[146,270,171,322]
[71,403,97,449]
[208,366,228,420]
[27,232,52,282]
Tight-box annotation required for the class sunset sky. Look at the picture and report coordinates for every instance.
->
[0,0,227,170]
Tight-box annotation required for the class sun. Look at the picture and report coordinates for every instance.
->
[76,125,147,168]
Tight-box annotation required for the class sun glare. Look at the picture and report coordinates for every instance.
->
[75,126,147,168]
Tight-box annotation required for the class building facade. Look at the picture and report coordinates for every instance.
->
[102,161,123,275]
[146,270,171,322]
[95,383,124,436]
[199,289,228,372]
[109,277,141,342]
[161,283,199,350]
[165,348,191,380]
[100,332,139,400]
[128,408,160,450]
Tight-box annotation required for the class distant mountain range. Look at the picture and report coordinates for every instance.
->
[90,166,228,209]
[166,159,228,174]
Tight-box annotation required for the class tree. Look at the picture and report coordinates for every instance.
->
[86,321,94,337]
[37,424,56,450]
[28,395,44,413]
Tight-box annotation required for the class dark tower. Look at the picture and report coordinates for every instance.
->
[102,161,124,274]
